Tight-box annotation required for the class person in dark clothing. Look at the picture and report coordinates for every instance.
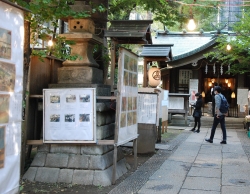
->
[190,92,202,133]
[205,86,227,144]
[211,82,218,116]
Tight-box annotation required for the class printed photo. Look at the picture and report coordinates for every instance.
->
[0,126,5,169]
[128,97,133,111]
[132,73,137,87]
[123,71,129,86]
[120,112,126,128]
[124,54,129,70]
[129,72,132,86]
[65,114,75,122]
[133,111,137,124]
[66,94,76,103]
[50,114,60,122]
[50,95,60,103]
[79,114,90,122]
[0,94,10,123]
[127,112,133,126]
[133,97,137,110]
[0,61,15,92]
[0,28,11,59]
[79,94,90,102]
[122,97,127,111]
[133,59,137,72]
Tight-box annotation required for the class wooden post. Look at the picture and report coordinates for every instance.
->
[143,59,147,87]
[109,40,116,91]
[133,138,138,170]
[112,144,117,184]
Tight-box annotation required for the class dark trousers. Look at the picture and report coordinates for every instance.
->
[194,117,201,129]
[210,115,227,141]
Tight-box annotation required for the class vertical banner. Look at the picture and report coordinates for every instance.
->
[116,48,138,146]
[0,2,24,194]
[43,88,96,143]
[189,79,199,104]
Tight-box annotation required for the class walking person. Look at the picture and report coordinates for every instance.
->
[190,93,202,133]
[211,82,218,117]
[205,86,227,144]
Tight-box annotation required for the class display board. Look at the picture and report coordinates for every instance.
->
[0,2,24,194]
[189,79,199,104]
[162,90,169,122]
[43,88,96,143]
[137,93,157,124]
[116,48,138,146]
[169,97,184,109]
[237,88,249,112]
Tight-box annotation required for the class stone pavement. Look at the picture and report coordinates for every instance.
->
[109,127,250,194]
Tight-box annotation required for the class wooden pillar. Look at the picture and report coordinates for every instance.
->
[108,40,116,91]
[143,59,148,87]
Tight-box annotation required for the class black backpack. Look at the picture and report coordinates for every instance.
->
[219,94,229,114]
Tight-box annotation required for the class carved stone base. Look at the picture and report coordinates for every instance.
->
[57,66,103,84]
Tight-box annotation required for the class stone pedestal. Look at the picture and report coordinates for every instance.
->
[23,1,128,186]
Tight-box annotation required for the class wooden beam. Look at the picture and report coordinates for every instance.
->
[97,140,115,145]
[26,140,43,145]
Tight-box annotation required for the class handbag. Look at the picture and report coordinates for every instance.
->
[193,110,200,117]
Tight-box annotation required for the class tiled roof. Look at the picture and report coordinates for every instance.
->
[105,20,153,44]
[140,44,173,59]
[153,31,215,61]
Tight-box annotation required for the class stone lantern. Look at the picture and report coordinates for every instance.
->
[58,1,104,85]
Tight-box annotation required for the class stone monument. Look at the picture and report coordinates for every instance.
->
[23,1,128,186]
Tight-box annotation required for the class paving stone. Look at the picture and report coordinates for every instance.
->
[45,153,69,168]
[58,169,74,183]
[50,145,80,154]
[72,170,94,185]
[30,152,46,167]
[182,177,220,191]
[68,155,89,169]
[187,166,221,178]
[222,185,250,194]
[35,167,60,183]
[179,189,220,194]
[22,167,38,181]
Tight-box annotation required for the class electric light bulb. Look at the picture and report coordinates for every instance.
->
[226,44,231,51]
[48,40,53,47]
[187,19,196,31]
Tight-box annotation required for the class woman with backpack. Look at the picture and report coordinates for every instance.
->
[190,92,202,133]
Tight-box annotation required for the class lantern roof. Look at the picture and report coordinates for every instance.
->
[104,20,153,44]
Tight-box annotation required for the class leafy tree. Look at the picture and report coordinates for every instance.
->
[204,12,250,75]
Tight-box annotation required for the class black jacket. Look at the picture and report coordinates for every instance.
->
[192,97,202,111]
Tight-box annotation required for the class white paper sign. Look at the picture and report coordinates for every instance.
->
[43,88,96,143]
[137,93,157,124]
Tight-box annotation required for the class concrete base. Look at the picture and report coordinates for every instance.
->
[138,124,156,154]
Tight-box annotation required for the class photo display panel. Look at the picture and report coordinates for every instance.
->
[43,88,96,143]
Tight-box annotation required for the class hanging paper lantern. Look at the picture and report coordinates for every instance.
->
[148,66,161,87]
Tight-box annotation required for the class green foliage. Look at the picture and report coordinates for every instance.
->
[10,0,105,61]
[204,12,250,74]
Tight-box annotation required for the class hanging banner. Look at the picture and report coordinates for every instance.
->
[0,1,24,194]
[116,48,138,146]
[43,88,96,143]
[189,79,199,104]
